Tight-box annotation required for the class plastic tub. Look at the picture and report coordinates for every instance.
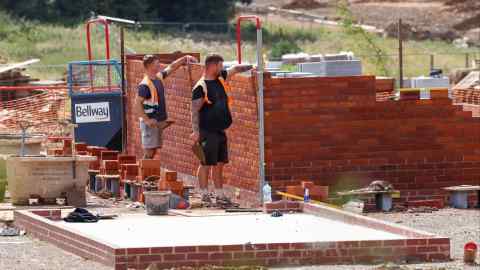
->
[464,242,477,264]
[144,191,171,215]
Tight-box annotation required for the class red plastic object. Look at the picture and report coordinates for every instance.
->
[236,15,261,64]
[465,242,478,251]
[85,17,111,90]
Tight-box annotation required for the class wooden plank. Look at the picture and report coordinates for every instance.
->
[0,59,40,74]
[443,185,480,191]
[275,191,341,209]
[337,190,400,196]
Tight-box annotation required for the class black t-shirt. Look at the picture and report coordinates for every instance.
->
[137,71,167,121]
[192,70,232,132]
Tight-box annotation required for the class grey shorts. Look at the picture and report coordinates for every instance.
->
[140,119,164,149]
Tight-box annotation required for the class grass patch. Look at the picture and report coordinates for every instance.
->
[0,11,478,80]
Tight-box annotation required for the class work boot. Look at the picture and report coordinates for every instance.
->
[215,195,239,209]
[201,193,213,206]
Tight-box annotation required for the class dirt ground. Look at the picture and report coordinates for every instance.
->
[252,0,479,41]
[0,198,478,270]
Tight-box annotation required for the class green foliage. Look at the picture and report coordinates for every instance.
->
[233,23,316,44]
[336,0,390,76]
[270,40,301,59]
[0,0,253,25]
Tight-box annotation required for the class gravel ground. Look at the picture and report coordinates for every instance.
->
[0,206,478,270]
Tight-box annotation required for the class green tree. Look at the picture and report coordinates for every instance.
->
[336,0,390,76]
[0,0,253,25]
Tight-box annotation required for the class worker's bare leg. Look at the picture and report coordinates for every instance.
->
[198,165,211,201]
[213,163,225,197]
[143,148,155,159]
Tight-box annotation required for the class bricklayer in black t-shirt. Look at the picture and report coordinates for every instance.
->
[191,70,232,131]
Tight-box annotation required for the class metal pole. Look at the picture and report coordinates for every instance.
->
[236,18,242,64]
[465,53,470,68]
[120,26,127,153]
[20,127,26,157]
[256,26,265,205]
[430,54,434,71]
[398,19,404,88]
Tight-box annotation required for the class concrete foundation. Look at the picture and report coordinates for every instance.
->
[6,155,96,205]
[14,204,451,270]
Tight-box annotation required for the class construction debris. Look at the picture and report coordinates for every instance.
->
[282,0,326,10]
[0,225,24,236]
[0,59,40,86]
[454,71,480,90]
[407,206,439,213]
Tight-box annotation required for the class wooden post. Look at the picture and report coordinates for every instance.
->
[465,53,470,68]
[398,19,404,88]
[430,54,434,71]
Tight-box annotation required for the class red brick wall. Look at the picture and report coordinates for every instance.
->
[263,75,480,202]
[126,55,260,206]
[126,53,480,205]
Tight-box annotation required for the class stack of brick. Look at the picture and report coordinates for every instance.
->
[158,170,183,196]
[375,77,395,101]
[453,88,480,104]
[101,160,119,176]
[118,154,137,181]
[46,137,72,156]
[74,142,88,155]
[86,146,108,171]
[138,159,161,181]
[121,164,139,181]
[125,52,480,207]
[99,151,120,175]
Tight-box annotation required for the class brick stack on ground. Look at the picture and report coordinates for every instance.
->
[125,53,480,207]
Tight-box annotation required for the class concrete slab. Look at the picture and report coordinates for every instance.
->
[14,204,451,269]
[59,213,405,248]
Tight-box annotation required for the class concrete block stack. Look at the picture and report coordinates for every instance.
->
[297,59,362,77]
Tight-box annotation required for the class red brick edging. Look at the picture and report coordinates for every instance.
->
[14,206,450,270]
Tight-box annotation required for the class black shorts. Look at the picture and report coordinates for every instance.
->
[200,130,228,166]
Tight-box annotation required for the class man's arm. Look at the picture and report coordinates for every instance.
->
[161,55,197,78]
[191,86,204,141]
[226,64,254,80]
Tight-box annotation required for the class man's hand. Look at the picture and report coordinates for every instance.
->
[190,132,200,143]
[227,64,254,78]
[144,118,158,128]
[183,55,197,65]
[164,55,198,78]
[234,64,253,73]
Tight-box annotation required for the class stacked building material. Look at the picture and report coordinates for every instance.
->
[0,59,40,102]
[297,59,362,77]
[375,77,395,101]
[158,170,183,197]
[452,71,480,104]
[285,181,329,202]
